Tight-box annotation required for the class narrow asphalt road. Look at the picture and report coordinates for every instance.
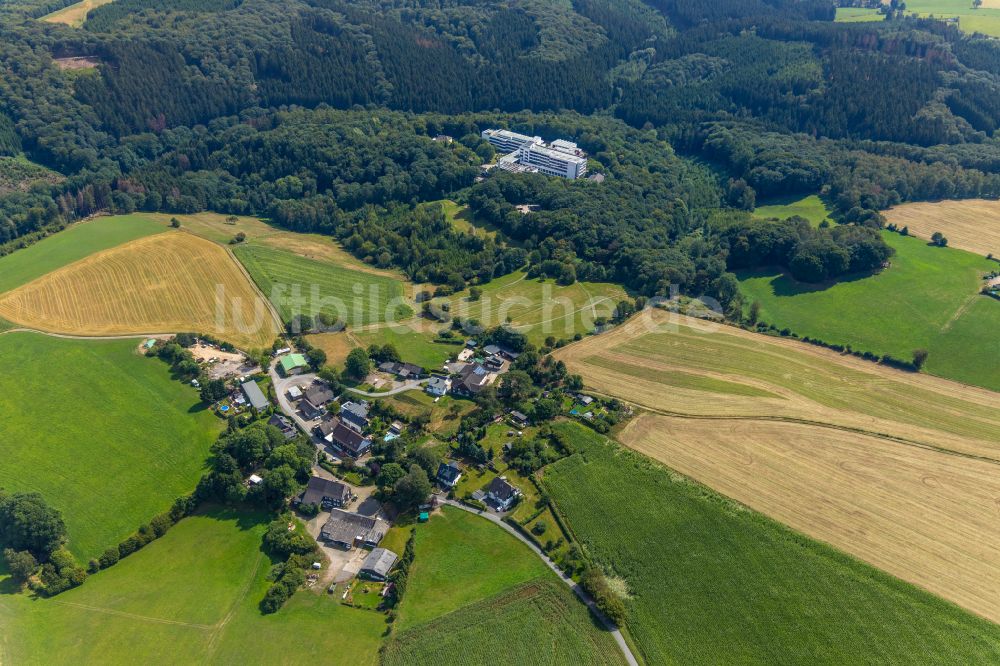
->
[440,498,640,666]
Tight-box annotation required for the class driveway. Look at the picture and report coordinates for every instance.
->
[304,510,369,585]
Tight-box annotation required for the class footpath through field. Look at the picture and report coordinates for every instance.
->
[440,498,639,666]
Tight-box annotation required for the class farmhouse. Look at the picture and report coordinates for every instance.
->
[321,509,388,549]
[359,547,398,581]
[426,375,452,396]
[339,400,370,433]
[241,380,269,411]
[437,461,463,489]
[268,413,297,440]
[279,353,309,375]
[297,476,352,509]
[485,476,520,512]
[455,363,495,395]
[300,383,335,420]
[316,416,372,457]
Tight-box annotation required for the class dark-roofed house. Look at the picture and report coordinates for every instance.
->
[378,361,425,379]
[485,476,520,512]
[316,417,372,458]
[509,410,529,428]
[296,476,352,510]
[482,344,501,357]
[437,461,462,489]
[300,383,335,420]
[359,547,398,581]
[455,363,494,396]
[321,509,388,549]
[339,400,370,433]
[241,380,269,411]
[268,413,297,440]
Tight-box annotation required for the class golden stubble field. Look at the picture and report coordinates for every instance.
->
[621,413,1000,623]
[554,311,1000,460]
[0,232,280,349]
[884,199,1000,258]
[554,310,1000,621]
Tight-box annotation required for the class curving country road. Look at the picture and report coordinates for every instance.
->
[440,498,640,666]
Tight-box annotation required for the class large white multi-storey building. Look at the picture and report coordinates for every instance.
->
[481,128,588,179]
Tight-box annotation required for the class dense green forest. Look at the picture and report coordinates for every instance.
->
[1,0,1000,304]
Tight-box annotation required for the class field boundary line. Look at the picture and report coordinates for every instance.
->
[221,243,284,338]
[49,600,214,630]
[592,393,1000,467]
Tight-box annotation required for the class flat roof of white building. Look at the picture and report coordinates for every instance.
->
[523,142,587,165]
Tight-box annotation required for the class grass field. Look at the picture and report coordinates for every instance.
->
[738,231,1000,390]
[395,505,549,630]
[0,509,385,664]
[309,326,462,369]
[835,6,884,22]
[233,244,412,328]
[39,0,114,26]
[620,412,1000,624]
[0,214,166,295]
[0,333,222,560]
[443,271,628,346]
[382,579,625,666]
[543,421,1000,665]
[883,198,1000,258]
[752,194,833,227]
[426,199,500,239]
[552,311,1000,461]
[0,232,279,350]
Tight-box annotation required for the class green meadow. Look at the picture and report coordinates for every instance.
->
[739,231,999,390]
[543,422,1000,665]
[233,244,412,327]
[0,214,166,294]
[835,7,884,22]
[752,194,832,227]
[395,506,548,630]
[0,333,222,560]
[444,271,628,346]
[383,579,625,666]
[0,509,385,665]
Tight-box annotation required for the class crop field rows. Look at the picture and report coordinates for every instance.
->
[884,198,1000,258]
[620,413,1000,624]
[0,232,279,350]
[555,312,1000,459]
[543,423,1000,665]
[233,244,411,327]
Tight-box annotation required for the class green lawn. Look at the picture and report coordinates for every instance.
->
[0,333,222,560]
[752,194,832,227]
[0,214,166,294]
[903,0,1000,37]
[0,508,385,665]
[543,422,1000,665]
[395,505,548,629]
[739,231,1000,390]
[383,579,625,666]
[835,7,884,22]
[444,271,629,346]
[233,244,412,327]
[353,326,460,369]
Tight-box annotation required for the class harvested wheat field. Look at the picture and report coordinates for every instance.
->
[620,413,1000,623]
[884,199,1000,258]
[553,311,1000,460]
[0,232,279,349]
